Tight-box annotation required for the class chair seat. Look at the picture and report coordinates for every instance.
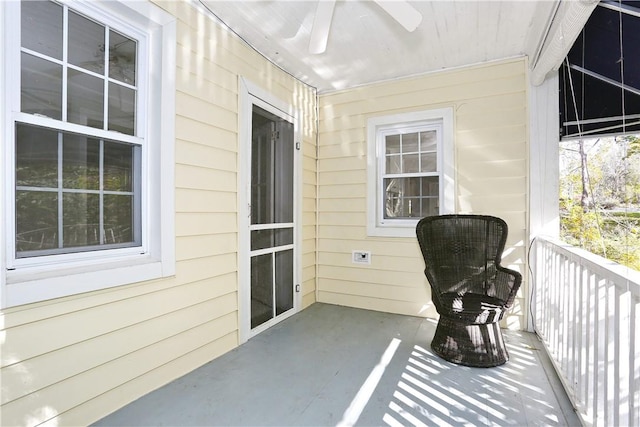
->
[437,292,506,324]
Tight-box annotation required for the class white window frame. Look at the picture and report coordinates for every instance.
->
[0,0,176,308]
[367,108,455,237]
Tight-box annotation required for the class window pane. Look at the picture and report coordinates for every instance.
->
[251,228,294,251]
[63,134,100,190]
[386,134,400,154]
[109,30,137,85]
[420,131,437,151]
[68,10,105,75]
[250,106,294,225]
[251,254,273,329]
[68,69,104,129]
[406,197,421,217]
[421,176,440,217]
[104,194,134,244]
[420,152,437,172]
[422,197,439,217]
[16,190,59,253]
[386,154,401,174]
[421,176,439,198]
[384,176,439,219]
[21,0,63,60]
[403,153,419,173]
[275,249,294,316]
[384,178,403,218]
[16,124,59,188]
[108,83,135,135]
[63,193,100,248]
[104,142,134,192]
[402,132,419,153]
[21,53,63,119]
[402,178,422,218]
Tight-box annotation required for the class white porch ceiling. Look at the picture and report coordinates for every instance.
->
[199,0,560,93]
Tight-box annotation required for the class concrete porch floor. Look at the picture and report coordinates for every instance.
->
[94,303,581,426]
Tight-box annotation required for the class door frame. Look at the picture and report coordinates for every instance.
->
[238,77,302,344]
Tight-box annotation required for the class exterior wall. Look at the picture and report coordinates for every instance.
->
[0,2,317,426]
[317,58,529,329]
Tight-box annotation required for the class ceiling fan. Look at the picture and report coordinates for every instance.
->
[309,0,423,54]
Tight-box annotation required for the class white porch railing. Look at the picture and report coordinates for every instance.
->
[532,236,640,427]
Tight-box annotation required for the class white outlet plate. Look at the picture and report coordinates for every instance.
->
[352,250,371,265]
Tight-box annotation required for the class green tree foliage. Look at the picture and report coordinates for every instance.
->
[560,136,640,272]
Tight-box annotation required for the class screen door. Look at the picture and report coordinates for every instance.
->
[249,104,295,330]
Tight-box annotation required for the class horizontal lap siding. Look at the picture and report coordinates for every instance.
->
[0,2,317,426]
[317,58,528,325]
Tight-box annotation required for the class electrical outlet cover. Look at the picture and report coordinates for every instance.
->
[352,250,371,265]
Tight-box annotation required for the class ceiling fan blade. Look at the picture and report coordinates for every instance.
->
[373,0,422,32]
[309,0,336,54]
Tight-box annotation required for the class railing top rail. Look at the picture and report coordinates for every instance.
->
[534,235,640,295]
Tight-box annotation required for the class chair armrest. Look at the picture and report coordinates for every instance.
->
[495,266,522,308]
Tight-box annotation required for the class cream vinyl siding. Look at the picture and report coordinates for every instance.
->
[0,2,317,426]
[317,58,528,328]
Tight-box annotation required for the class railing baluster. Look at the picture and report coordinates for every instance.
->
[618,288,630,426]
[578,264,588,411]
[548,243,552,338]
[569,259,577,389]
[613,284,622,427]
[605,281,616,426]
[633,297,640,427]
[587,270,596,422]
[587,272,598,419]
[597,275,605,427]
[556,248,563,360]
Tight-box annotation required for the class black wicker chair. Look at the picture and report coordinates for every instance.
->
[416,214,522,367]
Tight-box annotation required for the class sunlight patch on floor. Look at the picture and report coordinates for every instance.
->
[337,338,402,427]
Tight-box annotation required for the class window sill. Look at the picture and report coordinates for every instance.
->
[4,255,173,307]
[367,221,420,238]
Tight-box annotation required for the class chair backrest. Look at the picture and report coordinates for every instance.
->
[416,214,509,297]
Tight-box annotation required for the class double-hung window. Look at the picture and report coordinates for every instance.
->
[17,0,141,257]
[367,109,455,237]
[1,0,176,307]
